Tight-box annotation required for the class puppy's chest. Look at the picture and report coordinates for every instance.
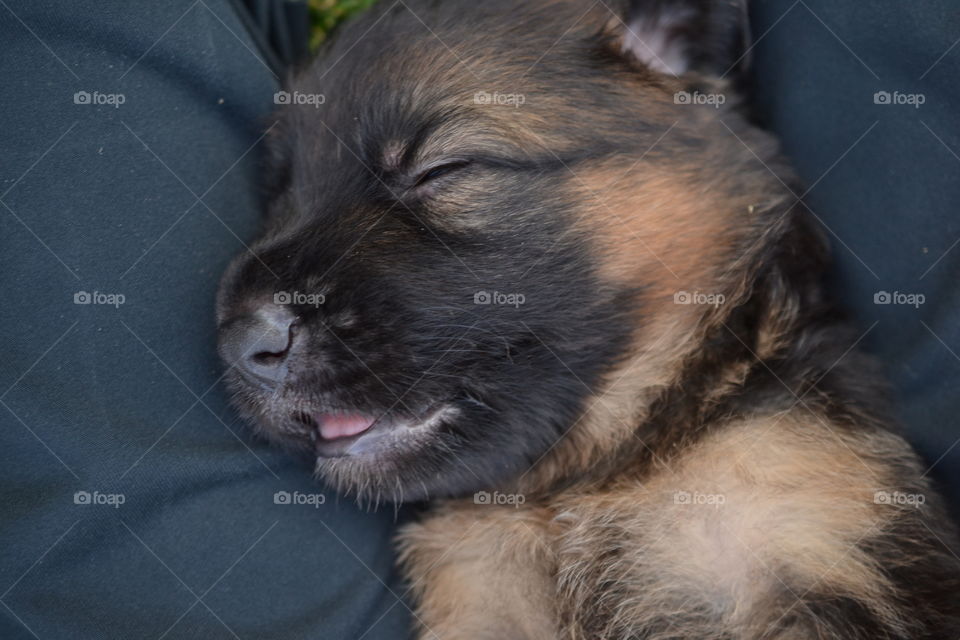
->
[549,424,891,635]
[549,489,766,636]
[401,416,897,639]
[400,483,767,638]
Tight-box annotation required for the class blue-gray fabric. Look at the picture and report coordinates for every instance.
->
[0,2,410,638]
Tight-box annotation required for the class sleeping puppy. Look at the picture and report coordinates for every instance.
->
[216,0,960,637]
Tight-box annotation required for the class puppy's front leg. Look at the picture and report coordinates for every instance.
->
[397,501,557,640]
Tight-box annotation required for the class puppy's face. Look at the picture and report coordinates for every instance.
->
[217,0,773,501]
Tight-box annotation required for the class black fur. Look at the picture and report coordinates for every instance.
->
[217,1,960,635]
[217,0,660,501]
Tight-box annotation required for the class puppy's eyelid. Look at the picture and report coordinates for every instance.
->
[412,160,471,188]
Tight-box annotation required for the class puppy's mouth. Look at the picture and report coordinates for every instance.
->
[292,404,457,459]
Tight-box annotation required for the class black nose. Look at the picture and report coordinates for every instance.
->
[219,304,299,388]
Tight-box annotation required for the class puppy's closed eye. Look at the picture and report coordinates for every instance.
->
[412,160,471,189]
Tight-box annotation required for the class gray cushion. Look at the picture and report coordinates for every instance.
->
[0,1,411,637]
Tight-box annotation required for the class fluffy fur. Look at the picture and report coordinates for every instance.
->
[216,0,960,637]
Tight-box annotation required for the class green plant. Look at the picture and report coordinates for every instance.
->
[308,0,379,50]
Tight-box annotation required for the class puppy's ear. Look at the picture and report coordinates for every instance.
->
[612,0,749,77]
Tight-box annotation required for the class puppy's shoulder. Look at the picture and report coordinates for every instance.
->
[552,414,960,638]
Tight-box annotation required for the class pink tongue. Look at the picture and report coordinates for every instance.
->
[317,414,376,440]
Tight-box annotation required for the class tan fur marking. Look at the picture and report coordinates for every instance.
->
[398,505,559,640]
[401,414,930,639]
[553,415,922,638]
[577,164,741,293]
[514,157,783,495]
